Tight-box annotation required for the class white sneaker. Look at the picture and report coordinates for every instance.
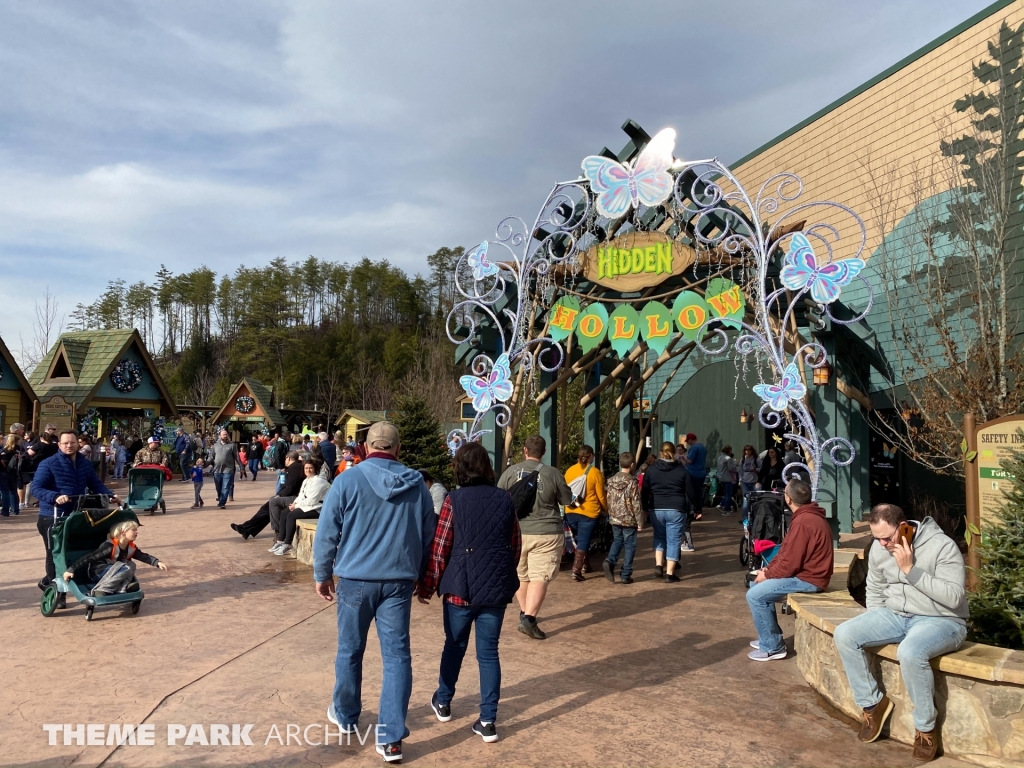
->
[326,704,357,734]
[268,542,284,553]
[750,640,761,649]
[748,649,787,662]
[275,545,293,556]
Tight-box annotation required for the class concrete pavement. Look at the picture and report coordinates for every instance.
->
[0,472,940,767]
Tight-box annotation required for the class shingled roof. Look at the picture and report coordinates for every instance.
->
[211,377,286,428]
[29,329,176,416]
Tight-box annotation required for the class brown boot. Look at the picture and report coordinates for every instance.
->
[912,730,938,762]
[582,551,592,574]
[857,695,893,742]
[571,550,587,581]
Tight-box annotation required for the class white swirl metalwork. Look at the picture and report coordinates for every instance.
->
[672,159,873,498]
[446,181,591,452]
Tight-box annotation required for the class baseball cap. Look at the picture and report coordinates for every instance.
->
[366,421,399,451]
[148,436,160,444]
[685,432,697,442]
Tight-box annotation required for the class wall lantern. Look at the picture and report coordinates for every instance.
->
[813,362,832,386]
[739,404,753,429]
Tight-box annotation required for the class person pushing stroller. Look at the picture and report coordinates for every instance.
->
[62,520,168,596]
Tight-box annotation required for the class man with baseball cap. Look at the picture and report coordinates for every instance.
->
[133,436,168,468]
[313,421,435,763]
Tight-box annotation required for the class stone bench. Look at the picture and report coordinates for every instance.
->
[293,519,317,567]
[787,591,1023,765]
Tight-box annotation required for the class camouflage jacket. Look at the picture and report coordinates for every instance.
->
[606,471,644,527]
[133,447,168,467]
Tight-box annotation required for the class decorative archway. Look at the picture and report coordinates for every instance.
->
[448,122,872,499]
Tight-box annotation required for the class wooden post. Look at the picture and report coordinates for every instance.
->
[963,412,980,590]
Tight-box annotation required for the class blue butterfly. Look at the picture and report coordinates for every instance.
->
[465,241,499,282]
[753,362,807,412]
[582,128,675,219]
[459,353,514,412]
[780,233,865,304]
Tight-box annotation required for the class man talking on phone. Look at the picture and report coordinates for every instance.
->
[833,503,968,763]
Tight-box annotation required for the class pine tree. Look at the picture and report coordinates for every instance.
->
[968,434,1024,649]
[393,393,454,488]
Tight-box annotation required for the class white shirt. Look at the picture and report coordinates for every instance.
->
[293,476,331,513]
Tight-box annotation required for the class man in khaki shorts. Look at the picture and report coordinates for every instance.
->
[498,435,572,640]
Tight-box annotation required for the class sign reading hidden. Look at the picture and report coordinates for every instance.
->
[581,231,697,290]
[975,414,1024,527]
[548,277,746,358]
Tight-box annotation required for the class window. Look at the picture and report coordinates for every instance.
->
[461,402,475,420]
[661,421,675,445]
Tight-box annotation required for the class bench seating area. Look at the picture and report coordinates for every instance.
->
[293,519,318,567]
[787,590,1023,766]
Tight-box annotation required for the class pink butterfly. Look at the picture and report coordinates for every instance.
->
[582,128,675,219]
[780,233,865,304]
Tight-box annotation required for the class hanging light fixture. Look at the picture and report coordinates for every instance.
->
[739,404,753,426]
[813,362,832,386]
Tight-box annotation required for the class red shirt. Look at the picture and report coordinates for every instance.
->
[417,494,522,606]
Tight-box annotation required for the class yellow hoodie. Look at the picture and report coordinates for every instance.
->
[563,462,607,519]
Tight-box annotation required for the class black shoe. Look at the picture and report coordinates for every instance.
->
[665,573,680,583]
[620,576,634,584]
[602,559,615,583]
[230,523,251,540]
[56,593,67,609]
[37,578,49,592]
[217,505,226,509]
[472,719,498,743]
[431,693,452,722]
[376,741,402,763]
[654,564,664,579]
[126,581,141,593]
[517,617,547,640]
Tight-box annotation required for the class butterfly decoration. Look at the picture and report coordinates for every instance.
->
[581,128,676,219]
[753,362,807,412]
[459,353,514,412]
[465,241,499,282]
[780,233,865,305]
[882,443,897,459]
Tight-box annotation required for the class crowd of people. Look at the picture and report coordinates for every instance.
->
[6,415,968,764]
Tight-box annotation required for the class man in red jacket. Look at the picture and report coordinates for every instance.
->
[746,478,834,661]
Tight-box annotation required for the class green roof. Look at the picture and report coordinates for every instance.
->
[29,329,175,414]
[213,377,286,427]
[731,0,1017,169]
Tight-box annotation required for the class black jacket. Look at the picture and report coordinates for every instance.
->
[67,540,160,582]
[759,459,784,489]
[278,461,306,498]
[641,459,688,512]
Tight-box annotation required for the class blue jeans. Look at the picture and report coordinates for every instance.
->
[0,474,17,516]
[565,513,598,552]
[248,458,260,479]
[333,578,414,744]
[833,608,967,732]
[650,508,684,562]
[741,482,757,515]
[606,525,638,578]
[436,602,505,723]
[720,481,735,510]
[746,576,821,654]
[179,452,192,480]
[214,472,232,506]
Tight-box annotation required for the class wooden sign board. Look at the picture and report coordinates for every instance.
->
[975,413,1024,527]
[580,232,697,290]
[36,395,76,432]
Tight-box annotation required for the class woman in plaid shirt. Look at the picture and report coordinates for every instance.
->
[416,442,521,744]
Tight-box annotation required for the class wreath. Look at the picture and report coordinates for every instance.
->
[236,395,256,414]
[110,359,143,393]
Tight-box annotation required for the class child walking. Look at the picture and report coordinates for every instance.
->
[63,520,167,596]
[190,457,205,509]
[239,444,248,479]
[602,452,645,584]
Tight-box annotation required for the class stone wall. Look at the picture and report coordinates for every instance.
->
[791,596,1023,767]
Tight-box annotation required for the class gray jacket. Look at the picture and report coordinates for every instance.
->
[498,459,572,536]
[210,441,241,474]
[865,516,969,621]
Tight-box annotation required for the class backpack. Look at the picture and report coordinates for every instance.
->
[847,541,874,607]
[567,466,591,508]
[508,468,539,520]
[268,440,286,469]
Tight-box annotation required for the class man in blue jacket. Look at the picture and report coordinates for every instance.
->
[174,427,193,482]
[314,421,434,764]
[33,431,118,607]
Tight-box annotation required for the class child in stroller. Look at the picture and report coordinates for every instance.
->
[62,520,168,596]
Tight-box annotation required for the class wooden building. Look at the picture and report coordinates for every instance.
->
[0,336,36,433]
[210,377,286,439]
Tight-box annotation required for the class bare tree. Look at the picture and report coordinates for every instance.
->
[186,366,219,406]
[18,288,65,371]
[315,364,347,426]
[859,20,1024,476]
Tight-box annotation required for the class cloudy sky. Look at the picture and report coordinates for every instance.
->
[0,0,995,351]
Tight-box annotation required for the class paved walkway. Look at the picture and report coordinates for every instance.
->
[0,473,957,767]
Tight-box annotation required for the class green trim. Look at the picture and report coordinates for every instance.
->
[731,0,1018,169]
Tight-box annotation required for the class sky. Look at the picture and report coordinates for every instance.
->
[0,0,999,358]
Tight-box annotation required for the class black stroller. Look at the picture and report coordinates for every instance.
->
[739,490,790,570]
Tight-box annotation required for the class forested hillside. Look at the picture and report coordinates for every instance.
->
[66,248,467,425]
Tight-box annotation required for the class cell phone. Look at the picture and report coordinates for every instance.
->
[897,521,915,546]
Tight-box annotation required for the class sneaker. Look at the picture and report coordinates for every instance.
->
[857,695,893,743]
[275,545,293,556]
[749,640,761,649]
[472,720,498,743]
[376,741,402,762]
[748,649,787,662]
[430,693,452,722]
[326,704,357,734]
[517,616,547,640]
[912,729,938,762]
[664,573,680,583]
[681,544,695,553]
[269,542,284,553]
[654,564,664,579]
[602,560,615,583]
[620,576,634,584]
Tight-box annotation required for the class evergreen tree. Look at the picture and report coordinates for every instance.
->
[968,434,1024,649]
[393,393,453,489]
